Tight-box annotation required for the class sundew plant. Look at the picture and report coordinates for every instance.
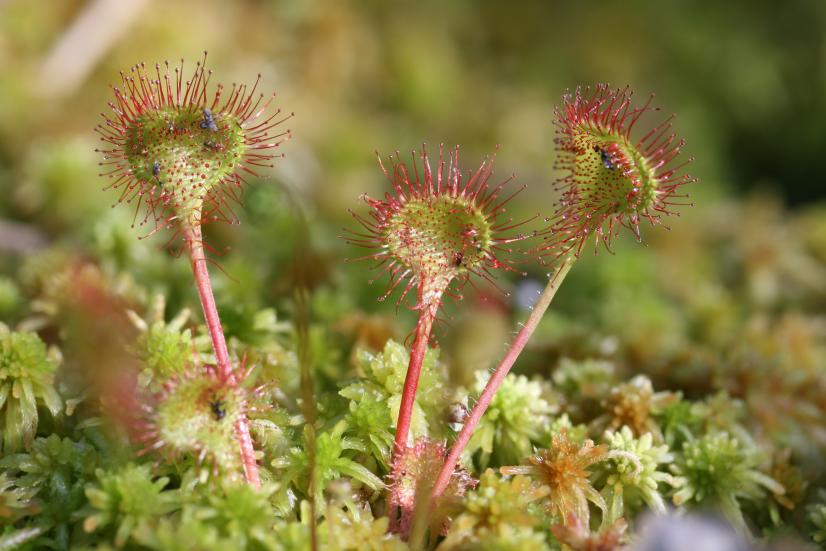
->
[1,33,826,551]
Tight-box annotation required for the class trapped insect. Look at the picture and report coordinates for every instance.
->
[209,397,226,421]
[200,108,218,131]
[593,145,616,170]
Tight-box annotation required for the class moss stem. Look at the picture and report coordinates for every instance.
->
[184,224,261,487]
[429,255,575,501]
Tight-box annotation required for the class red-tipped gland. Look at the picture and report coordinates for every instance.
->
[540,84,696,259]
[95,52,292,236]
[346,144,531,317]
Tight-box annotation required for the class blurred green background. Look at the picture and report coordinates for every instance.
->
[0,0,825,364]
[3,0,826,207]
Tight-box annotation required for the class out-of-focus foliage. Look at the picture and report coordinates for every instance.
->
[81,464,178,547]
[0,324,62,452]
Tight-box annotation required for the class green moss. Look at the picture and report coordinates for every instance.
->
[277,421,384,506]
[343,392,394,468]
[0,435,100,549]
[808,491,826,549]
[319,507,408,550]
[127,296,205,386]
[342,340,447,441]
[671,432,784,531]
[0,324,62,452]
[466,372,557,467]
[599,426,676,523]
[440,469,548,550]
[82,464,178,547]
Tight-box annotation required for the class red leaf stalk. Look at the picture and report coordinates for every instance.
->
[185,224,260,487]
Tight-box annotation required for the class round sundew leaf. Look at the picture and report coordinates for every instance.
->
[569,131,657,218]
[96,56,291,236]
[542,84,695,258]
[123,106,246,220]
[150,371,245,473]
[385,194,493,283]
[347,145,531,312]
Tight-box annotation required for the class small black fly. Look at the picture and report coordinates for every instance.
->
[151,161,164,186]
[200,108,218,131]
[453,251,464,267]
[209,398,226,421]
[600,149,615,170]
[593,146,615,170]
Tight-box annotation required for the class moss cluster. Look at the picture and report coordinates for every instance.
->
[1,193,825,549]
[0,325,62,453]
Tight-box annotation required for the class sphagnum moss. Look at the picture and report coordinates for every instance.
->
[671,431,784,532]
[500,430,609,526]
[0,324,62,453]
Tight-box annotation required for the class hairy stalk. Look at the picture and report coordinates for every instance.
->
[430,255,575,501]
[185,226,232,381]
[389,281,443,534]
[393,281,442,458]
[183,224,261,487]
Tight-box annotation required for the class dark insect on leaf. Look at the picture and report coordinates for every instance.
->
[209,398,226,421]
[453,251,464,267]
[200,108,218,131]
[593,145,615,170]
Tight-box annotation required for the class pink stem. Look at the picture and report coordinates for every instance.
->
[389,282,441,533]
[184,225,261,487]
[429,256,575,501]
[393,295,437,456]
